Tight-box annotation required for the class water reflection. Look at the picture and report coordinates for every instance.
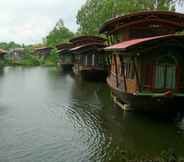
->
[0,67,183,162]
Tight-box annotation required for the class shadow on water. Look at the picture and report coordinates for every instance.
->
[65,77,184,160]
[70,76,184,159]
[0,67,183,162]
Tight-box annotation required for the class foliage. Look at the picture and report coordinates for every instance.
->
[44,48,59,66]
[0,41,22,50]
[3,46,41,66]
[76,0,183,35]
[20,47,40,66]
[46,19,75,47]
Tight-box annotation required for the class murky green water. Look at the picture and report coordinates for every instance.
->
[0,67,184,162]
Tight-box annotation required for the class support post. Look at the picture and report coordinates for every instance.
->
[119,56,127,92]
[133,57,141,92]
[114,55,119,88]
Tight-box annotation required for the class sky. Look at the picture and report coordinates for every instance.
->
[0,0,183,45]
[0,0,86,45]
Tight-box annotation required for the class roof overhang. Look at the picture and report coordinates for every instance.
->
[70,36,105,43]
[100,11,184,34]
[56,43,73,50]
[71,42,105,55]
[104,34,184,55]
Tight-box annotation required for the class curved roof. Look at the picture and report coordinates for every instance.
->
[70,36,105,44]
[35,47,51,51]
[100,11,184,34]
[71,42,105,54]
[56,43,74,50]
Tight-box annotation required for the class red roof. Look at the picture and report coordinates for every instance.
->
[104,34,179,51]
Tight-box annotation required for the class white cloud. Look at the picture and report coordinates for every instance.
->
[0,1,183,45]
[0,0,86,44]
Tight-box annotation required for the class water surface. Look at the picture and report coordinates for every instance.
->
[0,67,183,162]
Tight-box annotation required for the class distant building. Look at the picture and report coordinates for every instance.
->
[0,49,7,60]
[6,48,25,62]
[34,47,52,59]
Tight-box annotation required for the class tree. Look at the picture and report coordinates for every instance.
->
[76,0,183,35]
[0,41,21,50]
[46,19,74,47]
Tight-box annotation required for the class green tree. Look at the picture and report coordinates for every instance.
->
[46,19,74,47]
[0,41,21,50]
[76,0,183,35]
[44,48,59,65]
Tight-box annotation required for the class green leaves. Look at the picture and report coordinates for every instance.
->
[76,0,182,35]
[0,42,21,50]
[46,19,74,47]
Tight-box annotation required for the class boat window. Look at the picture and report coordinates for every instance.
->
[155,55,177,89]
[95,55,104,65]
[80,55,85,64]
[129,27,173,39]
[86,55,92,65]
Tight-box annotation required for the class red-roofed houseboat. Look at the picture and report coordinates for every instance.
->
[100,11,184,112]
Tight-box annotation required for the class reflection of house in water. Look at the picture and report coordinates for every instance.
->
[56,43,74,71]
[100,11,184,112]
[34,47,52,60]
[70,36,108,81]
[6,48,25,62]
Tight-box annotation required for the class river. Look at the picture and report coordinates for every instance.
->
[0,67,183,161]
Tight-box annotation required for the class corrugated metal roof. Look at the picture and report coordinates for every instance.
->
[104,34,177,51]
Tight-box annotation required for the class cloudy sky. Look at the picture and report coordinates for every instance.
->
[0,1,183,45]
[0,0,86,45]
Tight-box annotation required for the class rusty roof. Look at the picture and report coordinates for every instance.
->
[104,34,184,53]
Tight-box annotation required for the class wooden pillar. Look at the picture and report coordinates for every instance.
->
[133,57,141,92]
[119,56,127,92]
[114,55,119,88]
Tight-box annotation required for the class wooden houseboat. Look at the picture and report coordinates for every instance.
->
[56,43,74,71]
[35,47,52,60]
[100,11,184,112]
[70,36,108,81]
